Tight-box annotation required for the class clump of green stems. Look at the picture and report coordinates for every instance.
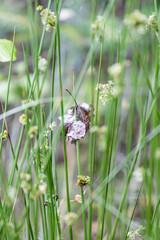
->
[1,0,160,239]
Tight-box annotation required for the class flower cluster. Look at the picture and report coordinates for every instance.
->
[63,212,77,226]
[96,81,118,105]
[19,113,27,125]
[76,175,90,188]
[108,61,130,81]
[48,121,57,131]
[133,167,144,182]
[20,172,47,199]
[127,225,145,239]
[0,130,8,141]
[37,6,56,32]
[38,56,47,73]
[30,184,47,199]
[29,126,38,138]
[124,10,147,35]
[91,15,106,41]
[22,99,33,105]
[43,138,49,151]
[108,63,124,81]
[20,172,32,193]
[147,13,159,32]
[43,121,56,138]
[42,121,56,150]
[32,147,44,166]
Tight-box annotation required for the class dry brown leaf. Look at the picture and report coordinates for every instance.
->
[59,102,93,144]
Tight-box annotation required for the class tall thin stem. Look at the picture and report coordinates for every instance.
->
[74,106,88,240]
[56,1,73,239]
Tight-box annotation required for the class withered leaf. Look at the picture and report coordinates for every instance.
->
[59,102,93,144]
[67,121,86,143]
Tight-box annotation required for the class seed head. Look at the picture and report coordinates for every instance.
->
[39,7,56,32]
[96,81,119,105]
[29,126,38,138]
[108,63,124,81]
[147,13,159,32]
[22,99,33,105]
[127,225,145,239]
[44,138,49,151]
[124,10,147,35]
[19,113,27,125]
[38,182,47,194]
[63,212,77,225]
[48,121,56,131]
[91,15,106,41]
[20,180,31,193]
[76,175,90,188]
[20,172,32,193]
[38,56,47,73]
[30,173,47,199]
[36,5,43,11]
[0,130,8,141]
[20,172,31,181]
[133,167,144,182]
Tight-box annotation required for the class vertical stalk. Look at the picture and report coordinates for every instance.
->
[98,100,118,239]
[88,39,104,238]
[74,106,87,239]
[92,39,104,175]
[0,31,16,221]
[76,140,88,240]
[124,184,143,240]
[56,1,73,239]
[0,31,16,157]
[88,1,96,238]
[110,141,142,240]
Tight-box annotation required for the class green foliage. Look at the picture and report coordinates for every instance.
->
[0,39,16,62]
[0,0,160,240]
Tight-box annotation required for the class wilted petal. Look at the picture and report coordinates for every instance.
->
[81,102,91,112]
[67,121,86,143]
[59,102,94,144]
